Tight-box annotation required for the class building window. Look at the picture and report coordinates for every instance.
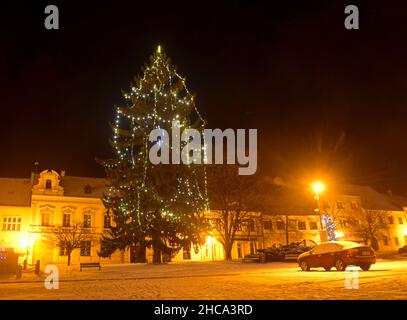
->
[339,219,348,228]
[298,221,306,230]
[394,237,399,246]
[263,221,272,230]
[350,202,358,210]
[250,242,256,255]
[398,217,403,225]
[183,245,191,260]
[237,242,242,259]
[236,223,242,231]
[322,201,330,209]
[41,213,50,226]
[336,201,344,209]
[104,215,111,228]
[2,217,22,231]
[83,214,91,228]
[309,221,318,230]
[247,220,255,232]
[80,241,91,256]
[388,216,394,224]
[276,221,284,230]
[45,179,52,189]
[62,214,71,227]
[59,241,67,256]
[84,184,92,194]
[382,236,389,246]
[276,221,285,230]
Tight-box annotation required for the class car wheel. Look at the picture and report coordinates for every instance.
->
[335,259,346,271]
[299,260,310,271]
[324,266,332,271]
[360,264,371,271]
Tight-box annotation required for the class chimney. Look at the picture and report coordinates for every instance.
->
[60,170,66,177]
[30,172,35,185]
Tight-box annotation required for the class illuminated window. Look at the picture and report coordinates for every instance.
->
[247,220,255,232]
[388,216,394,224]
[350,202,358,209]
[83,214,91,228]
[263,221,272,230]
[309,221,318,230]
[298,221,306,230]
[336,201,344,209]
[41,213,50,226]
[45,179,52,189]
[62,214,71,227]
[382,236,389,246]
[2,217,21,231]
[394,237,399,246]
[276,221,285,230]
[398,217,403,224]
[80,241,91,256]
[59,241,67,256]
[322,201,330,209]
[237,242,242,259]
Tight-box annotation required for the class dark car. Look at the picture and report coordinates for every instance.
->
[257,239,317,262]
[398,245,407,254]
[298,241,376,271]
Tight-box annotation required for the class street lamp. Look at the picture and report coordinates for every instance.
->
[311,181,327,242]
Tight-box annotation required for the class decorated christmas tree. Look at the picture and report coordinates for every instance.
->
[99,46,209,263]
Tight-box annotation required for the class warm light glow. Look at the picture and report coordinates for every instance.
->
[19,236,28,249]
[206,236,215,245]
[335,231,344,238]
[157,45,161,53]
[311,181,326,195]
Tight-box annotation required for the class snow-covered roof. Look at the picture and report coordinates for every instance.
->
[60,176,107,198]
[331,184,402,211]
[0,178,32,206]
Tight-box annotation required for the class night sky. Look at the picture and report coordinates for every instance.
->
[1,1,407,194]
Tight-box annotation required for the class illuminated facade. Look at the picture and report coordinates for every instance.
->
[1,170,407,267]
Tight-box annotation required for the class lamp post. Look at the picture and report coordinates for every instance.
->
[311,181,327,242]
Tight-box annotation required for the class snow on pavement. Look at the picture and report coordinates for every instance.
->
[0,260,406,300]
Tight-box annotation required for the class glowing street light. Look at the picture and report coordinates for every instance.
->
[311,181,325,196]
[311,181,327,242]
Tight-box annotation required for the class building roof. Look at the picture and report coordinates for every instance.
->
[382,193,407,210]
[60,176,107,198]
[263,185,318,216]
[0,178,32,206]
[331,184,402,211]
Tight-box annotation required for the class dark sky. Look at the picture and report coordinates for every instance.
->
[1,1,407,194]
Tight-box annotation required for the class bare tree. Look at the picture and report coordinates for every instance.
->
[207,164,261,261]
[348,208,389,250]
[42,223,96,266]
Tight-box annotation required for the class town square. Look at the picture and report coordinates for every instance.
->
[1,1,407,308]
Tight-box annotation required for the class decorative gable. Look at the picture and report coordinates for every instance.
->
[32,170,64,196]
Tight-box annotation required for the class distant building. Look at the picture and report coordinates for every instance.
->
[1,169,406,267]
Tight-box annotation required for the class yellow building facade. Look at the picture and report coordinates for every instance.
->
[1,170,407,268]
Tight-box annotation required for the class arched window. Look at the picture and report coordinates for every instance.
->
[45,179,52,189]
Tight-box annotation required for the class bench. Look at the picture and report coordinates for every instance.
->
[80,262,101,271]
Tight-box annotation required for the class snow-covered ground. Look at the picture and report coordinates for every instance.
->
[0,260,406,299]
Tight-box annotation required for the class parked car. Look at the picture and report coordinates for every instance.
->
[298,241,376,271]
[398,245,407,254]
[257,239,317,262]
